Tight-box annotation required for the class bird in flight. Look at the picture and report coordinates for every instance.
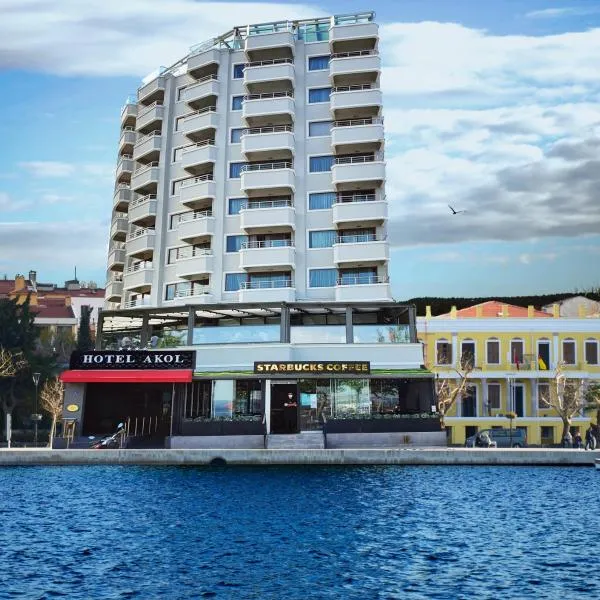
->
[448,205,466,215]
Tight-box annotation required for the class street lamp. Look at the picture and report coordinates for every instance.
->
[31,372,42,447]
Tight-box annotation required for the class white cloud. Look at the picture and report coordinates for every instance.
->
[0,0,325,77]
[19,161,75,178]
[0,192,32,212]
[525,7,600,19]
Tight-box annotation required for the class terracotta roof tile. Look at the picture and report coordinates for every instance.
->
[437,300,552,318]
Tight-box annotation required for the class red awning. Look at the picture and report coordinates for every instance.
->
[60,370,193,383]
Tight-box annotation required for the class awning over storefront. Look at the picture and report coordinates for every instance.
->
[60,370,193,383]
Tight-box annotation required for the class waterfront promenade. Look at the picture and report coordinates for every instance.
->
[0,447,598,466]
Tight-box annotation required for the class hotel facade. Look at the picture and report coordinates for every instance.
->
[60,13,443,449]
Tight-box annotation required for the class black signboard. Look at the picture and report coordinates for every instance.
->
[254,361,370,374]
[70,350,196,370]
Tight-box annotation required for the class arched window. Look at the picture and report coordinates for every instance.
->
[436,338,452,365]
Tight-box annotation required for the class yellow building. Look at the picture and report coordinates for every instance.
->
[418,300,600,446]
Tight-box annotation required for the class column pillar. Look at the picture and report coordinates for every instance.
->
[140,312,149,348]
[95,308,103,350]
[408,305,417,343]
[187,306,195,346]
[280,304,290,343]
[345,306,353,344]
[264,380,271,434]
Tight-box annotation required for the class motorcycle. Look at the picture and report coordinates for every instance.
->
[88,423,126,449]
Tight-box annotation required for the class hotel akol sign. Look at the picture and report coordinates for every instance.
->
[254,361,370,374]
[70,350,196,370]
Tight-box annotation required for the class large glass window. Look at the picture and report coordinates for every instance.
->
[226,235,247,252]
[229,162,245,178]
[298,22,329,42]
[309,121,332,137]
[290,313,345,344]
[234,380,263,416]
[193,318,280,344]
[228,197,246,215]
[232,95,243,110]
[309,268,337,288]
[370,379,433,414]
[230,128,243,143]
[309,230,336,248]
[353,324,410,344]
[332,379,370,416]
[309,155,334,172]
[585,339,599,365]
[224,273,246,291]
[308,55,330,70]
[308,87,332,103]
[182,381,211,420]
[309,192,335,210]
[212,380,235,417]
[233,64,245,78]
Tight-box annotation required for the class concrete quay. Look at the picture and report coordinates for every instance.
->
[0,448,599,466]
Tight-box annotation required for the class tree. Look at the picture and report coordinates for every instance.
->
[435,359,474,428]
[585,381,600,426]
[539,363,588,442]
[40,377,64,447]
[77,306,94,351]
[0,347,26,378]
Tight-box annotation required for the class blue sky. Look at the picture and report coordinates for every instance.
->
[1,0,599,298]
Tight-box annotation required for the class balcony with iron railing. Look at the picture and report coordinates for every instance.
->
[128,194,158,226]
[131,161,160,194]
[132,130,162,162]
[123,261,154,292]
[244,23,294,61]
[113,184,131,212]
[183,74,219,109]
[126,227,156,257]
[179,174,216,207]
[240,161,295,194]
[120,99,138,127]
[136,101,164,133]
[332,192,387,226]
[172,284,213,304]
[238,277,295,302]
[174,247,214,280]
[242,91,295,125]
[330,84,382,118]
[241,125,294,160]
[330,13,378,53]
[110,214,129,242]
[243,58,294,93]
[239,198,295,232]
[105,276,124,302]
[138,76,165,105]
[331,153,385,189]
[107,243,126,271]
[333,233,388,265]
[334,273,391,302]
[181,140,217,175]
[182,105,219,140]
[177,209,215,242]
[330,50,381,85]
[239,239,295,270]
[123,297,152,309]
[331,117,384,152]
[115,155,134,183]
[119,128,137,155]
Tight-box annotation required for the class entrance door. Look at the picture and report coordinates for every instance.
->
[270,383,298,434]
[514,384,525,417]
[537,340,551,371]
[462,385,477,417]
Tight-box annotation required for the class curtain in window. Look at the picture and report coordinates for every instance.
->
[232,96,243,110]
[228,198,246,215]
[309,155,334,172]
[309,121,332,137]
[226,235,247,252]
[230,129,243,143]
[308,55,330,71]
[229,162,244,178]
[309,269,337,288]
[233,64,245,78]
[225,273,247,291]
[309,230,336,248]
[309,192,335,210]
[308,88,331,103]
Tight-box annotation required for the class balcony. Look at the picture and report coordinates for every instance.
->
[182,75,219,109]
[136,102,164,133]
[123,298,153,310]
[331,118,384,153]
[128,194,157,227]
[105,277,123,302]
[110,216,128,242]
[115,156,134,183]
[245,29,294,59]
[329,19,378,52]
[243,59,294,93]
[330,85,382,117]
[113,185,131,212]
[126,228,156,257]
[120,100,137,128]
[181,141,217,175]
[335,275,391,302]
[118,129,137,155]
[179,175,216,208]
[132,131,162,162]
[107,246,126,270]
[333,234,388,265]
[123,262,153,292]
[138,76,165,105]
[174,248,214,280]
[241,126,294,160]
[187,48,220,79]
[239,240,295,271]
[131,162,160,194]
[177,210,215,243]
[182,107,219,141]
[242,92,294,125]
[170,285,214,305]
[329,50,381,85]
[239,200,295,232]
[331,154,385,190]
[238,280,295,303]
[332,194,387,227]
[240,161,295,195]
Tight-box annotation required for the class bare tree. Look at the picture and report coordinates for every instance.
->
[40,377,64,448]
[539,363,588,442]
[435,359,474,428]
[584,381,600,427]
[0,347,26,378]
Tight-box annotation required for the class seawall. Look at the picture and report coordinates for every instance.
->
[0,448,598,466]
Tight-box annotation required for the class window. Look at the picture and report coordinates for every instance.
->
[538,383,550,409]
[224,273,246,292]
[229,162,244,178]
[562,339,576,365]
[309,192,335,210]
[541,425,554,445]
[230,128,243,143]
[308,87,331,103]
[226,235,247,252]
[486,339,500,364]
[175,117,185,131]
[232,95,243,110]
[309,121,332,137]
[172,180,183,195]
[487,383,501,411]
[309,268,337,288]
[308,55,330,70]
[436,340,452,365]
[228,198,246,215]
[169,213,185,229]
[233,64,245,79]
[309,230,336,248]
[173,147,184,162]
[176,87,186,101]
[309,155,334,173]
[461,340,476,368]
[298,22,329,42]
[585,339,599,365]
[510,339,524,365]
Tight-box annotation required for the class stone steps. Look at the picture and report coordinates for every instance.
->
[267,432,325,449]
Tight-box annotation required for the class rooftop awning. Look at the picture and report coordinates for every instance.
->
[60,370,193,383]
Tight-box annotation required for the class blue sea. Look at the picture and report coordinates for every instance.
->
[0,466,596,599]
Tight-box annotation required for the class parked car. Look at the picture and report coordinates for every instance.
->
[466,428,527,448]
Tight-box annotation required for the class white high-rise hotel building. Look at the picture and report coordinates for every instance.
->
[105,11,390,310]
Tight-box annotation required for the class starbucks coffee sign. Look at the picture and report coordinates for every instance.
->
[254,361,370,374]
[70,351,195,370]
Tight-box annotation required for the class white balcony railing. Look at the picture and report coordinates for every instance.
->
[240,279,292,289]
[244,58,294,68]
[332,117,383,128]
[127,227,156,240]
[335,193,377,203]
[129,193,157,209]
[175,285,211,298]
[336,233,381,244]
[241,239,293,249]
[330,50,378,59]
[337,275,388,286]
[180,173,214,187]
[331,84,377,93]
[334,153,381,165]
[243,199,292,209]
[242,125,293,135]
[133,161,159,175]
[134,130,161,147]
[127,261,153,273]
[243,91,293,101]
[175,247,213,261]
[241,161,292,173]
[182,105,217,121]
